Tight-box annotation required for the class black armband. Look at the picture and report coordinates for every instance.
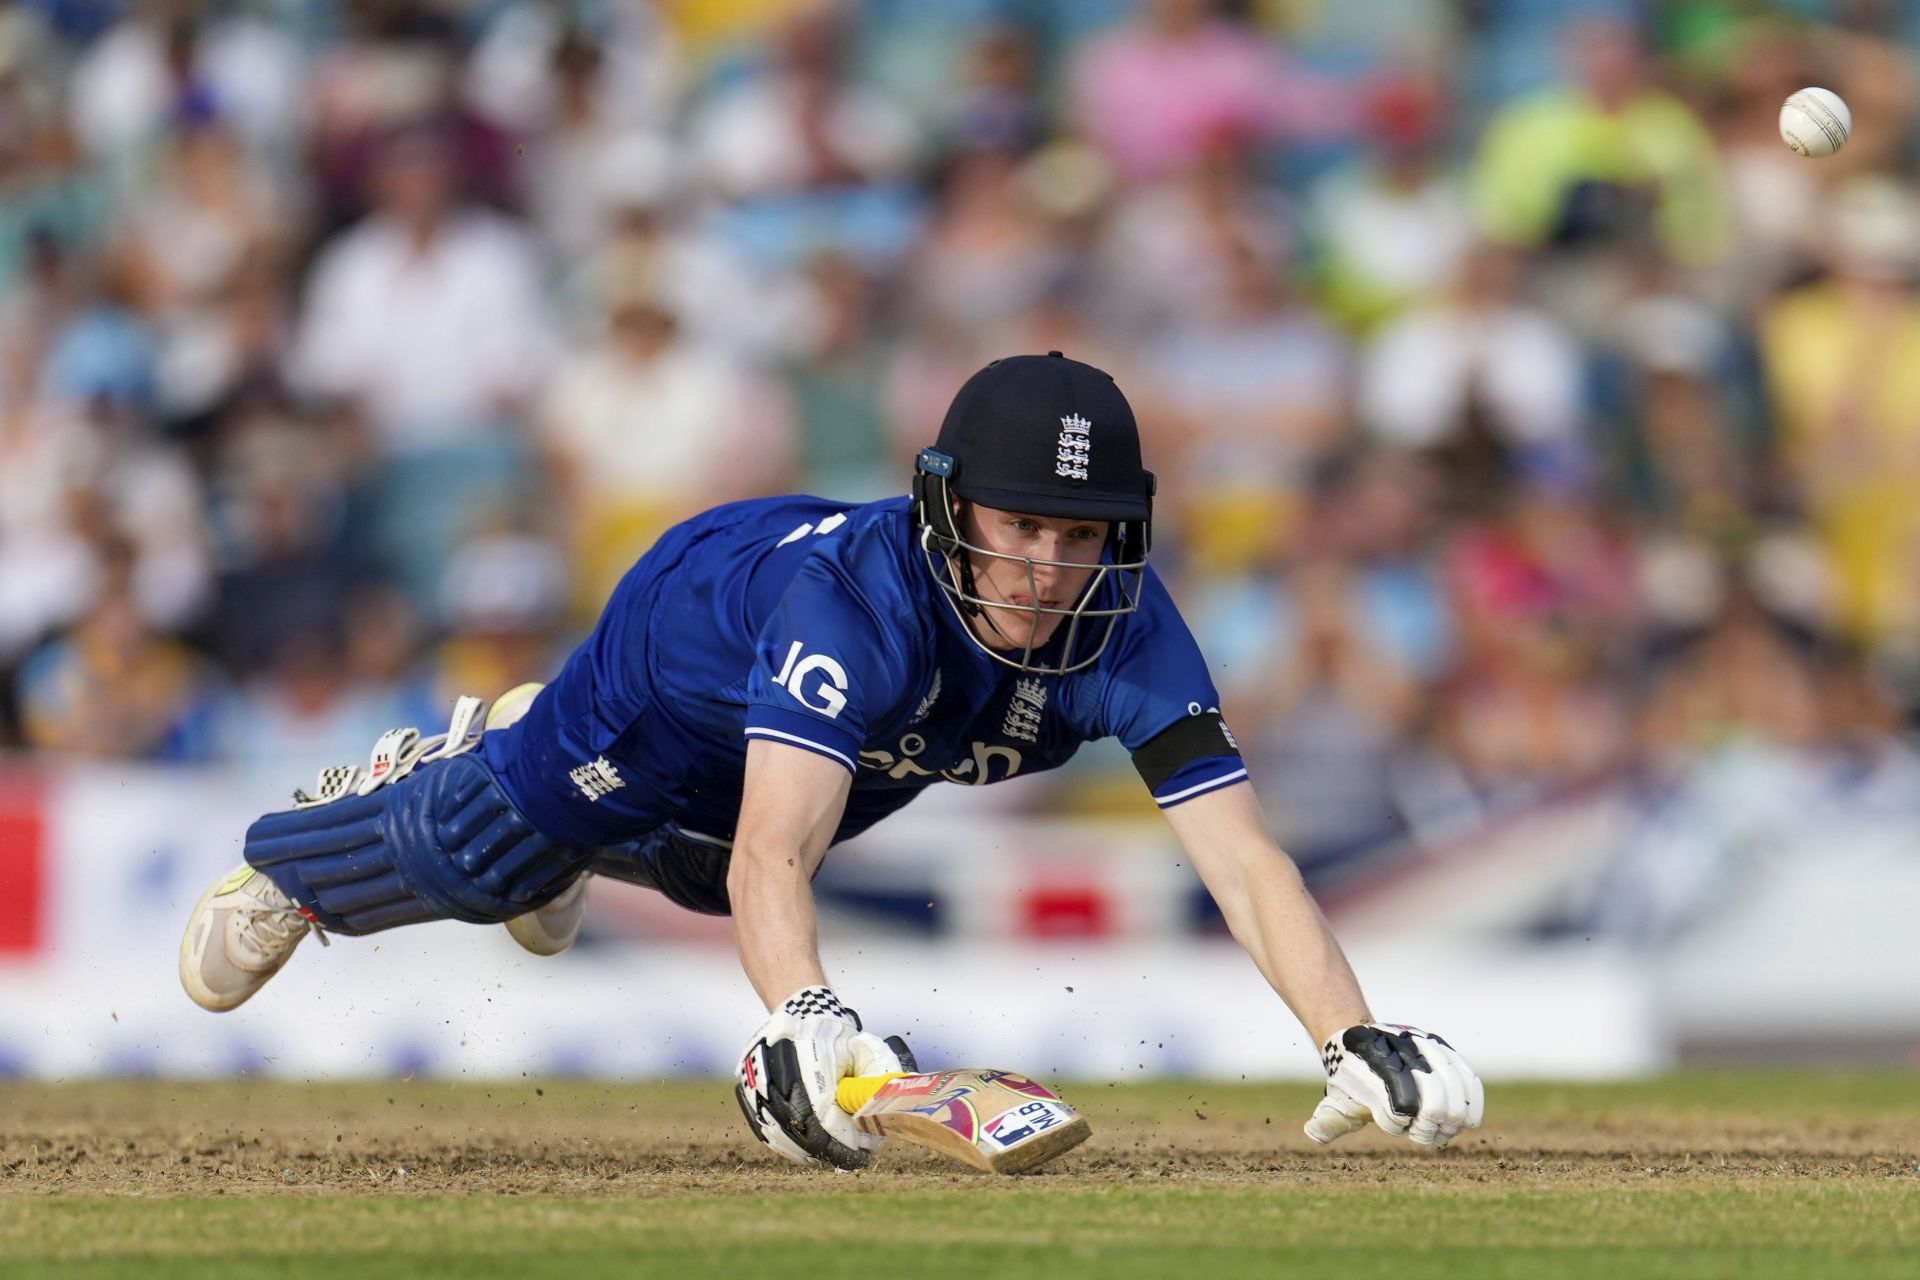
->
[1130,712,1242,791]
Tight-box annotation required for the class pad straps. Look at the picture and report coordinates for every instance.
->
[292,694,488,809]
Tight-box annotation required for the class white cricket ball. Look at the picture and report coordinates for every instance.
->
[1780,87,1851,158]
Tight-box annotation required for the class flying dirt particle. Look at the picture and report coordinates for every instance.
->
[1065,987,1073,993]
[1265,1118,1271,1125]
[536,1088,544,1097]
[1195,1111,1207,1120]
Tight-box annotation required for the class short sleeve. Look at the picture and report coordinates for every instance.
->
[742,527,919,773]
[1081,567,1249,809]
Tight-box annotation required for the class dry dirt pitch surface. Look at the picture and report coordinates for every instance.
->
[3,1072,1917,1278]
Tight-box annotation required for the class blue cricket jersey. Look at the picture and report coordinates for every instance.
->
[481,495,1247,851]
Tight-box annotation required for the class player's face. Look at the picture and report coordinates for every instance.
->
[956,502,1110,653]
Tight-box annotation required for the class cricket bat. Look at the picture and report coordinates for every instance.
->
[835,1069,1090,1173]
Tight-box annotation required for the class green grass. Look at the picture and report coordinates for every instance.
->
[5,1184,1917,1280]
[3,1073,1917,1279]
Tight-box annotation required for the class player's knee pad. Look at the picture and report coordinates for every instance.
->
[244,754,595,935]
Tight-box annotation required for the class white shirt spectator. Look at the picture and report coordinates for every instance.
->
[694,75,920,199]
[0,405,211,655]
[291,210,555,451]
[1310,166,1474,314]
[1360,296,1583,450]
[69,13,300,161]
[539,341,789,501]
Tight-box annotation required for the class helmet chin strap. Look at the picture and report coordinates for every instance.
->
[963,574,1024,649]
[949,549,985,620]
[946,549,1051,664]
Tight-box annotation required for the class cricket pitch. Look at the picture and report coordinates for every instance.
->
[3,1073,1916,1278]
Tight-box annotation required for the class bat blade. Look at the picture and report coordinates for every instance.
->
[836,1069,1090,1173]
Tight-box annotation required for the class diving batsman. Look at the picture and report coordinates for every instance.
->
[180,353,1484,1168]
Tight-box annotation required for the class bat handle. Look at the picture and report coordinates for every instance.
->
[836,1072,909,1115]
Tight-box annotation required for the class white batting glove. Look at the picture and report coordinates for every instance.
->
[734,985,916,1170]
[1305,1023,1484,1148]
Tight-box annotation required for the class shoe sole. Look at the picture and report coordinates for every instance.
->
[504,875,586,957]
[504,911,574,956]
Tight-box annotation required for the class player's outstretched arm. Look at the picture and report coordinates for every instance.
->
[728,740,914,1169]
[728,739,851,1008]
[1163,782,1484,1148]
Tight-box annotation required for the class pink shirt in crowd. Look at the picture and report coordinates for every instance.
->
[1070,20,1346,181]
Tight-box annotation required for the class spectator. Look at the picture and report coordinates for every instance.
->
[500,21,682,265]
[902,145,1070,338]
[15,533,218,760]
[1435,479,1637,803]
[206,415,356,678]
[1760,175,1920,648]
[1472,14,1727,267]
[1358,241,1586,486]
[1706,22,1832,304]
[692,4,921,201]
[68,2,300,170]
[1068,0,1343,184]
[1093,128,1293,337]
[782,252,893,501]
[430,528,572,705]
[1140,239,1350,575]
[115,113,284,321]
[290,123,555,454]
[0,0,1914,911]
[537,268,795,618]
[937,21,1046,158]
[1308,71,1474,332]
[1239,553,1426,885]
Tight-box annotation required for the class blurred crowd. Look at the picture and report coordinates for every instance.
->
[6,0,1920,882]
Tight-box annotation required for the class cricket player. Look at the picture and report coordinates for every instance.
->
[181,353,1484,1169]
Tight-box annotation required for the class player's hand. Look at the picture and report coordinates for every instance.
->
[1304,1023,1483,1148]
[734,985,917,1169]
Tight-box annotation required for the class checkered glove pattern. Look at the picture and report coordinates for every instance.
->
[734,985,914,1170]
[1305,1023,1484,1148]
[781,988,847,1019]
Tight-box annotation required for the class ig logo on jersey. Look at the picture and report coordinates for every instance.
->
[772,640,850,719]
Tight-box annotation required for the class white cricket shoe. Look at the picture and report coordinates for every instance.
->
[179,864,321,1012]
[488,681,593,957]
[504,876,588,956]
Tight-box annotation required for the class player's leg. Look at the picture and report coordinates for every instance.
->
[488,682,592,956]
[500,819,736,957]
[589,823,735,915]
[179,695,597,1010]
